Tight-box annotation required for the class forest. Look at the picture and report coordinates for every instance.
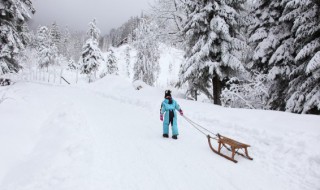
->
[1,0,319,114]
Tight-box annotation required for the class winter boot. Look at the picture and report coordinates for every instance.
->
[163,134,169,138]
[172,135,178,140]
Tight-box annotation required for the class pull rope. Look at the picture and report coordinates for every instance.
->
[182,115,219,140]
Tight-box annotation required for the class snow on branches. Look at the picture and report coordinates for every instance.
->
[0,0,35,75]
[36,26,58,69]
[100,49,118,78]
[80,19,104,82]
[179,0,247,105]
[282,0,320,114]
[133,19,160,86]
[221,74,269,109]
[87,19,100,41]
[80,39,104,82]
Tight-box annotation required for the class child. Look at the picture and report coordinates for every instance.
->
[160,90,183,139]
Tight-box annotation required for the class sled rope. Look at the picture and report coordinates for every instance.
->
[182,115,218,139]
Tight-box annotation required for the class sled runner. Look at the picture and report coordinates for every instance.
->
[182,115,253,163]
[207,134,253,163]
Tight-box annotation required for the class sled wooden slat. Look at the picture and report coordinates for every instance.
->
[219,135,250,148]
[207,134,253,163]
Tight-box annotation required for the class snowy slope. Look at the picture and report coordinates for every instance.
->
[0,76,319,190]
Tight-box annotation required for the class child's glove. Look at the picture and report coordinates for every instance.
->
[160,114,163,121]
[179,109,183,116]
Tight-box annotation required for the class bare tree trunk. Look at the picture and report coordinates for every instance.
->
[60,68,63,84]
[42,69,45,81]
[76,69,79,84]
[53,66,56,83]
[212,75,222,105]
[47,68,50,83]
[89,73,92,83]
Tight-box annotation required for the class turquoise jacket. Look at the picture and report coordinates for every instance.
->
[161,98,181,135]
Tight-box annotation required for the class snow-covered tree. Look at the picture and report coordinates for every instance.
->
[80,39,104,82]
[67,58,77,70]
[80,19,104,82]
[0,0,35,75]
[247,0,294,111]
[87,18,100,41]
[281,0,320,114]
[100,50,118,78]
[36,26,58,70]
[55,53,67,67]
[221,73,269,109]
[125,46,131,77]
[50,22,61,48]
[178,0,247,105]
[133,19,160,86]
[168,61,173,75]
[20,23,32,46]
[106,50,118,75]
[247,0,291,74]
[150,0,186,46]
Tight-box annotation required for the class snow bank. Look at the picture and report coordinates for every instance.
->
[0,77,319,190]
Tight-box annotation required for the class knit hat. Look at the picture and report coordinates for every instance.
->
[164,90,172,98]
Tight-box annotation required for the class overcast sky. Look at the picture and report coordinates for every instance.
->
[31,0,152,35]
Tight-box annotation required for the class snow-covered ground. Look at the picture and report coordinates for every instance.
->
[1,75,319,190]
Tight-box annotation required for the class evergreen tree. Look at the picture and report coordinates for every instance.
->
[179,0,247,105]
[20,23,32,46]
[0,0,35,75]
[80,39,104,82]
[125,46,131,77]
[100,50,119,78]
[36,26,58,69]
[247,0,289,74]
[133,19,160,86]
[87,18,100,42]
[80,19,104,82]
[247,0,294,110]
[50,22,61,48]
[106,50,118,75]
[67,58,77,70]
[281,0,320,114]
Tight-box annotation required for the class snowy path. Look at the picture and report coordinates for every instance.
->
[0,78,320,190]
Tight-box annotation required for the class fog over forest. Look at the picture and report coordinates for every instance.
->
[31,0,151,33]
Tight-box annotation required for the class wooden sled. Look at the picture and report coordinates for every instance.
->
[207,134,253,163]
